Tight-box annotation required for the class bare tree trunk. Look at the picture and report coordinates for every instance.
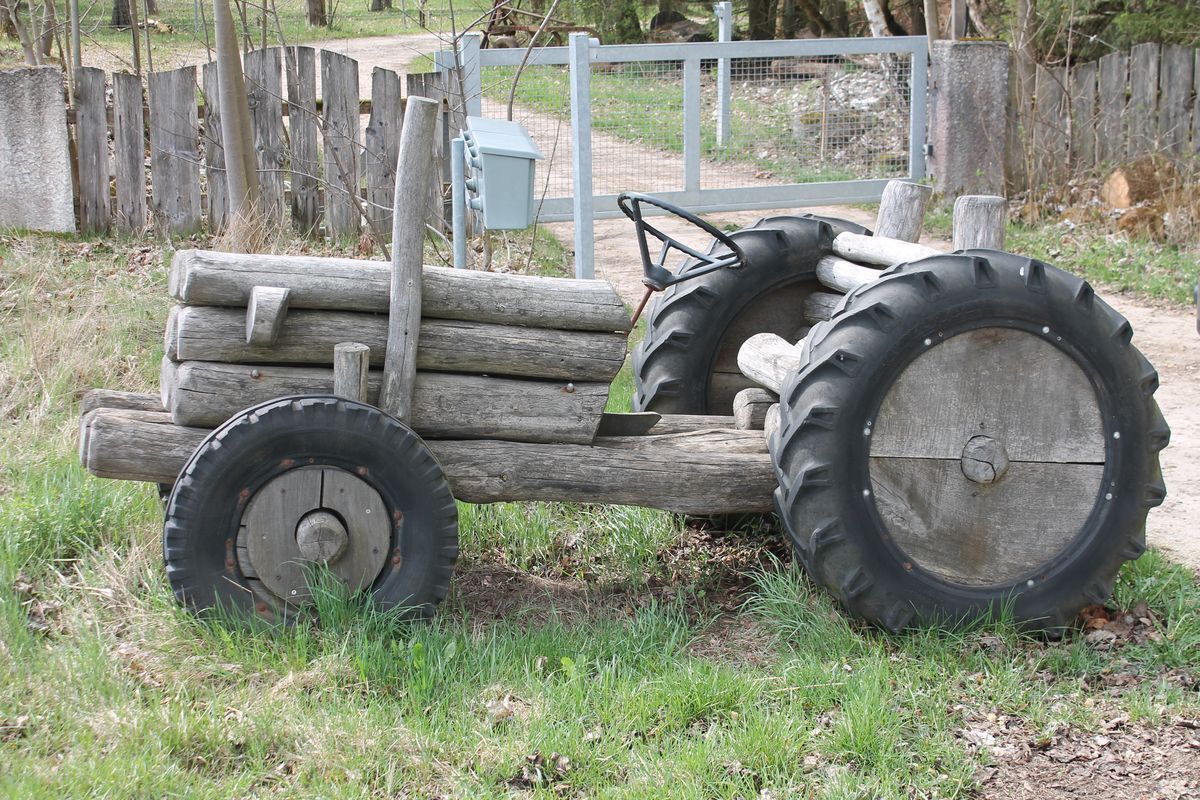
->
[2,0,39,63]
[214,0,263,248]
[111,0,129,27]
[305,0,326,26]
[861,0,890,36]
[747,0,779,39]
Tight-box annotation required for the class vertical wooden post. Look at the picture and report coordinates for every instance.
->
[202,61,228,233]
[365,67,403,233]
[379,96,439,421]
[287,46,320,235]
[148,65,202,235]
[874,180,932,243]
[333,342,370,402]
[952,195,1006,251]
[112,72,146,234]
[74,66,110,234]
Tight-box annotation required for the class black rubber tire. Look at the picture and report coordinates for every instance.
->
[163,396,459,622]
[632,214,870,414]
[770,251,1170,633]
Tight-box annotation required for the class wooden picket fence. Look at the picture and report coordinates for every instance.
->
[71,46,464,238]
[1018,42,1200,189]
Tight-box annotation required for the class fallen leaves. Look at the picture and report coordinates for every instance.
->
[1078,602,1164,650]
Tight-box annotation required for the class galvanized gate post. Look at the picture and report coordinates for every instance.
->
[908,45,929,181]
[683,57,703,197]
[568,32,596,280]
[714,1,732,147]
[458,32,483,118]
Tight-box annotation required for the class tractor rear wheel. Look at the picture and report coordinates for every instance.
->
[632,214,869,415]
[769,252,1169,632]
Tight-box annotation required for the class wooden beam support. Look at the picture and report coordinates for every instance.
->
[245,285,291,345]
[737,333,803,395]
[831,232,940,267]
[874,180,933,242]
[733,388,777,430]
[952,195,1007,251]
[332,342,370,402]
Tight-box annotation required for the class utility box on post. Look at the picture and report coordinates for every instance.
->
[462,116,543,230]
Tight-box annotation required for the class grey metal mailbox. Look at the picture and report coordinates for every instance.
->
[462,116,543,230]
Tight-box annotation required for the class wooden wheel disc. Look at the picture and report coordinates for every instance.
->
[868,326,1107,587]
[241,466,391,603]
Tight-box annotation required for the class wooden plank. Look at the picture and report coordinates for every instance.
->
[405,73,447,232]
[148,66,202,235]
[1128,42,1161,157]
[168,249,632,332]
[802,291,841,323]
[80,389,162,415]
[1032,64,1068,186]
[81,408,776,514]
[1158,44,1194,155]
[1068,60,1097,171]
[320,50,361,240]
[244,47,285,225]
[870,327,1105,463]
[709,371,758,414]
[201,61,228,233]
[74,67,110,234]
[288,46,320,235]
[650,414,735,435]
[170,305,628,382]
[870,457,1104,585]
[365,67,402,233]
[1095,51,1128,165]
[111,72,147,234]
[710,280,812,374]
[166,361,611,443]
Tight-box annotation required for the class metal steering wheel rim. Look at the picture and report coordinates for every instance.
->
[617,191,745,292]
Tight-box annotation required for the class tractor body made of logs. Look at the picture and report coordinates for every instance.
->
[79,180,1170,633]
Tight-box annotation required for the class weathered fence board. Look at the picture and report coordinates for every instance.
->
[74,67,110,234]
[320,50,361,239]
[1068,61,1096,171]
[365,67,403,233]
[112,72,147,233]
[201,62,228,232]
[1128,42,1161,155]
[148,66,201,235]
[1158,45,1194,154]
[406,71,448,232]
[1095,51,1128,166]
[1032,64,1068,186]
[245,47,285,224]
[1195,49,1200,153]
[288,46,321,234]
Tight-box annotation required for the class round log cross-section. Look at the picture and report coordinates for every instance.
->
[296,510,349,563]
[960,435,1011,484]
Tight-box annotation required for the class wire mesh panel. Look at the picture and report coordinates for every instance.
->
[479,63,575,198]
[700,52,914,190]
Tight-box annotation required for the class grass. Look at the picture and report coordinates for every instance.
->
[1,230,1198,797]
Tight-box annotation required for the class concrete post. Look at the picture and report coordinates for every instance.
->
[926,41,1010,198]
[0,67,76,233]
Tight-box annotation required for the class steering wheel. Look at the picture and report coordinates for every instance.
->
[617,192,745,292]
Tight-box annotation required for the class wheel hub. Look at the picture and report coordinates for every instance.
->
[239,466,391,604]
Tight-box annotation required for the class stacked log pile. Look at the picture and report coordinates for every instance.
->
[733,186,1007,431]
[161,249,632,443]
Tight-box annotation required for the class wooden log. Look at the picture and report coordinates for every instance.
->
[201,61,229,233]
[952,195,1006,251]
[1096,51,1128,165]
[831,232,939,267]
[244,286,291,345]
[733,387,777,430]
[170,305,627,381]
[873,180,932,242]
[244,47,285,225]
[160,356,177,410]
[365,67,403,233]
[1069,60,1097,171]
[1158,45,1194,154]
[1128,43,1161,157]
[148,66,202,235]
[816,255,884,292]
[80,389,163,415]
[75,67,110,235]
[166,361,609,443]
[112,72,147,234]
[381,95,440,422]
[333,342,370,402]
[763,403,780,444]
[802,291,843,323]
[169,250,631,332]
[80,408,775,514]
[287,46,320,235]
[320,50,361,240]
[737,333,803,395]
[650,414,735,434]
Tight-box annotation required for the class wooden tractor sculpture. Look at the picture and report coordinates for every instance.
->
[79,177,1169,633]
